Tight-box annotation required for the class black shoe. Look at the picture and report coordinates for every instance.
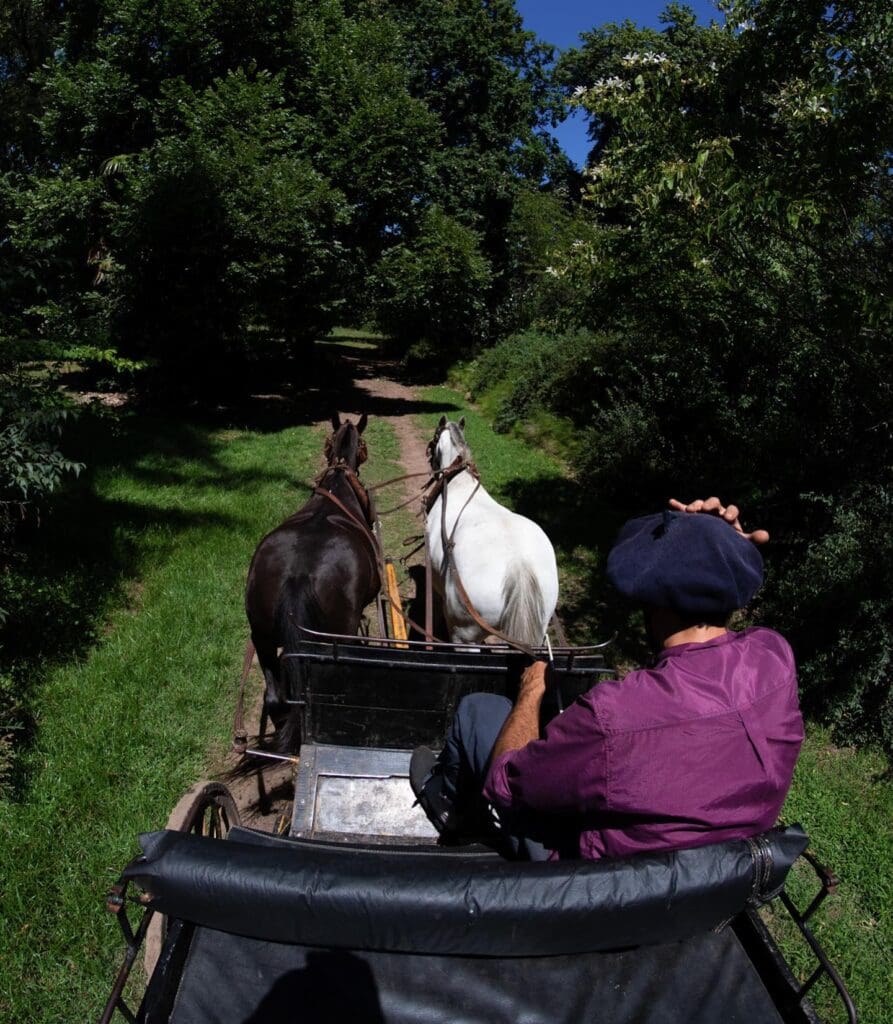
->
[409,746,459,835]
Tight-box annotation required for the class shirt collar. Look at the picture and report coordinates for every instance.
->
[656,628,746,663]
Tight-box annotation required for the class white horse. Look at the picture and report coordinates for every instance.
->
[424,416,559,646]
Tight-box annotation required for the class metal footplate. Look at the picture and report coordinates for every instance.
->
[291,743,439,844]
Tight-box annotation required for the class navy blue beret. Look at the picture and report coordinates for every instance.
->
[606,510,764,617]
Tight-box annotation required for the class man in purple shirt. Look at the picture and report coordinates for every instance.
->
[410,498,804,860]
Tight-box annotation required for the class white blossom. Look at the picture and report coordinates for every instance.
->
[592,76,628,91]
[584,163,609,179]
[621,51,668,67]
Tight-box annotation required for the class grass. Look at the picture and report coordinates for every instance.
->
[352,415,426,630]
[321,327,385,350]
[765,727,893,1023]
[0,401,418,1022]
[0,410,330,1021]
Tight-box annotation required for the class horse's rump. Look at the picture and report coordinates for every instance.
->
[269,575,323,752]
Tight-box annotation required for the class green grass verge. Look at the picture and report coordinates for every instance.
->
[322,326,385,349]
[766,727,893,1023]
[0,407,414,1022]
[352,415,424,630]
[0,412,331,1021]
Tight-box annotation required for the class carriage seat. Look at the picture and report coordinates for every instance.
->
[125,823,807,957]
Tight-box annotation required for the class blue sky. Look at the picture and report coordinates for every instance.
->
[515,0,721,166]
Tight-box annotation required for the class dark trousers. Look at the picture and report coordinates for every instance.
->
[439,693,550,861]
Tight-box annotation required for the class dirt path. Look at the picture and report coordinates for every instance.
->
[218,345,433,834]
[339,344,432,481]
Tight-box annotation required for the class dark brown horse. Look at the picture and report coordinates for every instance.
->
[245,413,380,752]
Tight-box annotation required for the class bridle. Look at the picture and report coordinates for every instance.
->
[423,422,479,509]
[425,420,468,474]
[318,425,374,527]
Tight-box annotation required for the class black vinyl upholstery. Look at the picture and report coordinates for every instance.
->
[126,824,807,957]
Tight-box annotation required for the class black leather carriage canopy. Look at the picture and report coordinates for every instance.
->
[125,825,807,957]
[160,923,791,1024]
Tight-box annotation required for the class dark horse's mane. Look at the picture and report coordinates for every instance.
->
[245,413,379,754]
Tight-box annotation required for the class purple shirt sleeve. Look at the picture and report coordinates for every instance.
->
[482,694,610,815]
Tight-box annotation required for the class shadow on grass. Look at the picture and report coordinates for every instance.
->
[56,336,461,436]
[0,408,307,800]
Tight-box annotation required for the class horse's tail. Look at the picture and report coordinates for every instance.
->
[271,576,322,755]
[500,563,547,646]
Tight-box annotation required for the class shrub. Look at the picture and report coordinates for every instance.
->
[469,328,607,432]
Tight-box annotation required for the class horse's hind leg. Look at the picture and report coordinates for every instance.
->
[261,668,290,734]
[255,648,302,755]
[253,643,287,735]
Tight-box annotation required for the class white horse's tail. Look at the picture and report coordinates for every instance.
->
[500,563,546,646]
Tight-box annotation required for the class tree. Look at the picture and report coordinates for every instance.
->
[382,0,572,332]
[547,1,893,746]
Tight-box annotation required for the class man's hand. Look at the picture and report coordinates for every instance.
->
[518,660,548,700]
[668,496,769,545]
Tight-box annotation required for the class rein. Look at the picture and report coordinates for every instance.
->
[424,455,478,512]
[316,462,376,527]
[365,468,439,517]
[361,459,474,518]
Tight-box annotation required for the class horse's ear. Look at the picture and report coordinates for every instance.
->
[438,415,447,428]
[331,412,341,432]
[356,413,368,435]
[458,416,466,432]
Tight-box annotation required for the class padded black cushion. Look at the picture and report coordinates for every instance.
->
[125,825,807,957]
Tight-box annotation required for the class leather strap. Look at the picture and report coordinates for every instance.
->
[425,540,434,645]
[313,485,379,554]
[232,638,256,754]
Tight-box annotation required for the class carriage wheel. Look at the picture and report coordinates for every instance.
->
[166,780,241,838]
[144,781,241,976]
